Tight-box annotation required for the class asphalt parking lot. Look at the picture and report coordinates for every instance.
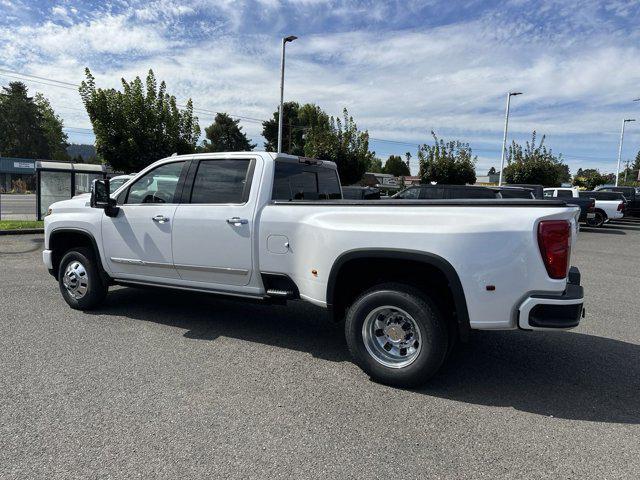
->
[1,221,639,479]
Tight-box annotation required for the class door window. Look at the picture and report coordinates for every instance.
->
[125,162,185,204]
[190,159,253,204]
[556,190,573,198]
[543,190,555,198]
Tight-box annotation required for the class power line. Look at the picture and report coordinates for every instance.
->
[2,68,632,163]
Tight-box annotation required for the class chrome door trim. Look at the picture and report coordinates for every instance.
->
[174,263,249,275]
[110,257,174,268]
[110,257,248,275]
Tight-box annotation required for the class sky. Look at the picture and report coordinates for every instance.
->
[1,0,640,175]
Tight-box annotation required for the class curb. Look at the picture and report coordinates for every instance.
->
[0,229,44,236]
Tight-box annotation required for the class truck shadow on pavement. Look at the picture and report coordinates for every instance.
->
[94,287,350,364]
[96,287,639,424]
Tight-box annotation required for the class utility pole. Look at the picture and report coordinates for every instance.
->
[277,35,297,154]
[615,118,635,186]
[498,92,522,186]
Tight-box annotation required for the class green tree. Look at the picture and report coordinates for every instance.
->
[79,68,200,172]
[418,132,477,185]
[383,155,410,176]
[487,166,496,175]
[262,102,330,155]
[573,168,614,190]
[34,93,69,160]
[617,151,640,186]
[201,113,255,152]
[366,157,383,173]
[304,108,374,185]
[0,82,68,159]
[502,131,569,186]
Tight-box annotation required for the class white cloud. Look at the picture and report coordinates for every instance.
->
[2,0,640,174]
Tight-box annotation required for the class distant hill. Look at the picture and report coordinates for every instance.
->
[66,144,97,162]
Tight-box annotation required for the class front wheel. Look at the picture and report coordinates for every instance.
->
[344,283,449,387]
[58,247,108,310]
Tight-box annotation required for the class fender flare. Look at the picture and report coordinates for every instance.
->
[326,248,470,340]
[49,227,109,281]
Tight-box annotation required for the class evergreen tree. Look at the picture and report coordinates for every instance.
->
[201,113,255,152]
[0,82,68,159]
[383,155,410,176]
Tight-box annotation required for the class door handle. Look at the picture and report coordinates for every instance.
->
[152,215,169,223]
[226,217,248,226]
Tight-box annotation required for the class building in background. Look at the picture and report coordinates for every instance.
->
[0,157,36,192]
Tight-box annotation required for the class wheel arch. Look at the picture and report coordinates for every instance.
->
[594,208,608,218]
[326,249,470,340]
[49,228,108,281]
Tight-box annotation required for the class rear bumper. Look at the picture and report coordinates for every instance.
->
[518,267,584,330]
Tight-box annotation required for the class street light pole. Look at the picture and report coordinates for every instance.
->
[615,118,635,186]
[277,35,297,154]
[498,91,522,186]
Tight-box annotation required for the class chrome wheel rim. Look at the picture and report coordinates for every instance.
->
[362,305,422,368]
[62,261,89,300]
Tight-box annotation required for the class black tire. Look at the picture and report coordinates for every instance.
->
[344,283,449,387]
[58,247,108,310]
[586,211,605,227]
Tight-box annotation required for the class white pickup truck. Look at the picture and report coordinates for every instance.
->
[543,187,624,227]
[43,152,585,387]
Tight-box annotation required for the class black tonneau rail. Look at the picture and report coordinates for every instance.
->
[271,199,570,207]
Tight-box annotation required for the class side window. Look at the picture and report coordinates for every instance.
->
[190,160,252,204]
[272,161,339,200]
[543,190,554,198]
[557,190,573,198]
[126,161,185,204]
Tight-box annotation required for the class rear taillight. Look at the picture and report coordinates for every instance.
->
[588,199,595,212]
[538,220,571,279]
[617,202,624,212]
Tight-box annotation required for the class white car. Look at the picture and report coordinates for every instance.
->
[108,174,135,194]
[43,152,584,387]
[544,187,624,227]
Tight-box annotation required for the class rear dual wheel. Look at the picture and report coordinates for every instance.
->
[345,283,449,387]
[586,211,606,228]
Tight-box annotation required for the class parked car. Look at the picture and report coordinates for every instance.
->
[543,188,596,224]
[493,186,536,199]
[578,190,625,226]
[43,152,584,387]
[505,183,544,199]
[393,184,496,199]
[108,174,135,194]
[595,186,640,217]
[342,186,381,200]
[544,187,623,227]
[395,184,536,200]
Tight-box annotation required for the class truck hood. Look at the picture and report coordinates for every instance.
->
[49,194,92,212]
